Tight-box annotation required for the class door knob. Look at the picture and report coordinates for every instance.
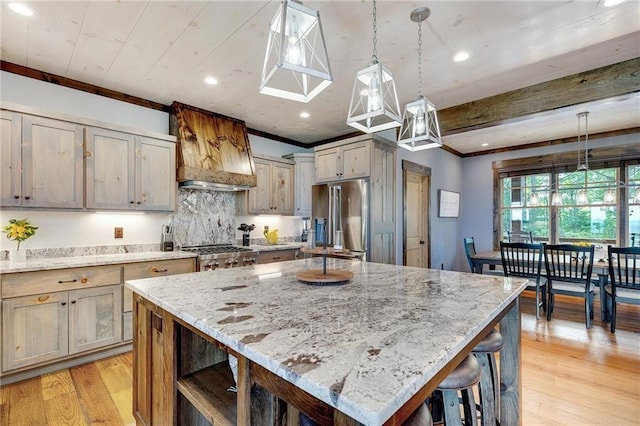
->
[419,240,425,245]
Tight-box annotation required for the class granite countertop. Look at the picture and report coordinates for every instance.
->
[126,258,528,425]
[0,251,197,274]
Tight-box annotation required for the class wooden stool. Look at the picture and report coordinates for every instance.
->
[404,402,433,426]
[436,354,481,425]
[472,329,503,426]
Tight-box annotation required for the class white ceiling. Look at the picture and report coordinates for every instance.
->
[1,1,639,154]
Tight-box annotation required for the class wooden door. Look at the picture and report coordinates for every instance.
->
[85,127,135,209]
[249,158,271,214]
[315,148,340,182]
[68,285,122,354]
[21,115,84,208]
[0,110,22,207]
[271,162,293,214]
[341,141,370,180]
[2,292,69,371]
[136,136,176,211]
[403,163,430,268]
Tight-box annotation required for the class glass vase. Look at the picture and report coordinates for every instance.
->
[9,249,26,263]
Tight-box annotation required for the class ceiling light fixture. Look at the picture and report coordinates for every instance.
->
[259,0,332,103]
[454,51,470,62]
[346,0,401,133]
[604,0,626,6]
[300,111,310,118]
[397,7,442,151]
[204,76,218,85]
[8,2,34,16]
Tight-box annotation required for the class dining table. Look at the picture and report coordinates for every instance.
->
[471,250,612,321]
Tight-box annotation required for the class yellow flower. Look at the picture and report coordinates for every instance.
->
[3,218,38,251]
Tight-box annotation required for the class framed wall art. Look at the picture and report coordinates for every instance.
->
[438,189,460,218]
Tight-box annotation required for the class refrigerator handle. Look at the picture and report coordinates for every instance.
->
[328,186,334,246]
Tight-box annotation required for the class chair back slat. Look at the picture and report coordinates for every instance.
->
[500,242,543,279]
[608,246,640,295]
[543,244,595,284]
[464,237,476,272]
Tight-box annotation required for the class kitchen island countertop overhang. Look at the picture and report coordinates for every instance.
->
[126,258,528,425]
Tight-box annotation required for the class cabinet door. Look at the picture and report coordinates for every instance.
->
[85,127,135,209]
[341,142,370,180]
[293,156,315,216]
[249,159,271,214]
[0,111,22,207]
[2,292,69,371]
[21,115,84,208]
[257,249,296,264]
[136,137,176,211]
[315,149,340,182]
[69,285,122,354]
[271,162,293,214]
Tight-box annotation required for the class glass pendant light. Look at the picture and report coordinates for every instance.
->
[576,189,588,204]
[260,0,332,103]
[397,7,442,151]
[551,191,562,206]
[604,189,616,204]
[530,192,540,206]
[346,0,401,133]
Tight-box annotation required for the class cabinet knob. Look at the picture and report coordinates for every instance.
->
[13,195,19,199]
[61,302,67,306]
[136,201,141,205]
[71,300,77,304]
[24,196,31,200]
[130,201,135,204]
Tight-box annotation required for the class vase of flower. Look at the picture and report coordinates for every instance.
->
[3,218,38,263]
[9,249,26,263]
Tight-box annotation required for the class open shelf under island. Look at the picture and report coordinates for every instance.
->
[126,258,528,425]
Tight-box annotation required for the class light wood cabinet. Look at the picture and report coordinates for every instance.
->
[86,129,176,211]
[314,135,396,264]
[237,155,294,215]
[256,249,298,264]
[0,114,84,208]
[1,265,122,372]
[315,140,370,183]
[284,153,315,217]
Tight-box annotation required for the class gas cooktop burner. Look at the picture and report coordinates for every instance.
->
[181,244,253,255]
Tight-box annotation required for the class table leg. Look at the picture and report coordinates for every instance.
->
[598,274,608,322]
[499,298,521,426]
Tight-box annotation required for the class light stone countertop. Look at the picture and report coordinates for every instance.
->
[126,258,528,425]
[0,251,197,274]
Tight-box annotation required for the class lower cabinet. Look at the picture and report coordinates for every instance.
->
[256,249,299,264]
[1,284,121,372]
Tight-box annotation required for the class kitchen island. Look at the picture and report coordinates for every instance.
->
[126,258,528,425]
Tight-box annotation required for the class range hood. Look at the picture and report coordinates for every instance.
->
[170,101,257,191]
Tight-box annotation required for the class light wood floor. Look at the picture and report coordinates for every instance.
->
[1,292,639,425]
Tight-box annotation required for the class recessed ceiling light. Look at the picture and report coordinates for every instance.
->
[482,143,489,147]
[204,76,218,85]
[8,2,34,16]
[604,0,625,6]
[454,51,470,62]
[300,112,310,119]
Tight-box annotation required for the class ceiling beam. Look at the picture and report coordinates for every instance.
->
[438,58,640,135]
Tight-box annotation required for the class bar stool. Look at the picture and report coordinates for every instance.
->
[472,329,503,426]
[404,402,433,426]
[436,354,481,425]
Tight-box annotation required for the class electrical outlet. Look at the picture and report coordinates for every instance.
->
[114,227,123,239]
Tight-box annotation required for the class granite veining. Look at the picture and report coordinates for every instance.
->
[171,189,236,247]
[0,250,196,274]
[126,258,528,425]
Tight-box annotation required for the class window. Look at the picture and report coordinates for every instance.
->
[629,165,640,247]
[501,174,549,241]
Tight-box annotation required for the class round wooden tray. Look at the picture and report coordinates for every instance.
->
[296,269,354,285]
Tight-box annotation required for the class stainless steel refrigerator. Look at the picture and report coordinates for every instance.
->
[312,179,369,258]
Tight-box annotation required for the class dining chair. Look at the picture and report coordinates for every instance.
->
[464,237,502,275]
[605,246,640,333]
[507,230,533,243]
[543,244,595,328]
[500,241,546,319]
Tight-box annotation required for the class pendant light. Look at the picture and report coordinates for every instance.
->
[397,7,442,151]
[260,0,332,103]
[346,0,401,133]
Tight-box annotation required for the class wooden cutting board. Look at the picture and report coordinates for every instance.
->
[296,269,353,285]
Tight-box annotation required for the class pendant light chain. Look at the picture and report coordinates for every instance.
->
[371,0,378,61]
[417,19,423,97]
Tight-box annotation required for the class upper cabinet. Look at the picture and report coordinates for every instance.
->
[1,113,84,208]
[1,105,176,212]
[284,153,315,217]
[237,155,294,215]
[86,129,175,211]
[315,140,370,183]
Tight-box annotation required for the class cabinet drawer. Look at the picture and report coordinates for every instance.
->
[123,258,195,311]
[257,250,296,264]
[2,265,122,298]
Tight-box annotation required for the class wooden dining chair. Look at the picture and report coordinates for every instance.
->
[500,241,546,319]
[507,230,533,243]
[543,244,595,328]
[464,237,502,275]
[605,246,640,333]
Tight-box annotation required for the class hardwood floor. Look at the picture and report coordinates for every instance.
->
[1,292,638,425]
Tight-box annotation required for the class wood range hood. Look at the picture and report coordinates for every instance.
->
[170,101,257,191]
